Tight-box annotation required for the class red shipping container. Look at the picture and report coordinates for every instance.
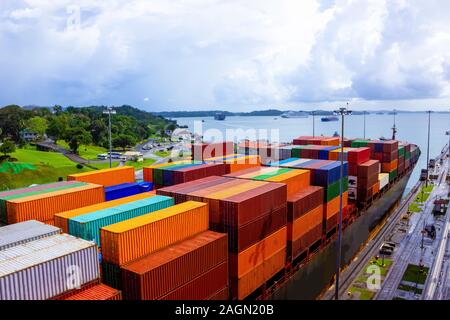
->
[172,164,228,185]
[208,287,229,300]
[224,205,287,253]
[357,160,380,177]
[287,186,324,221]
[63,284,122,300]
[220,183,287,227]
[159,261,228,300]
[349,163,358,176]
[121,231,228,300]
[347,147,370,164]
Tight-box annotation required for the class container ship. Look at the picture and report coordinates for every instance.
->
[0,136,419,301]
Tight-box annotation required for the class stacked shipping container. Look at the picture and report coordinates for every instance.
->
[143,161,227,187]
[191,141,234,161]
[157,176,287,299]
[223,166,310,197]
[293,136,340,146]
[269,158,348,234]
[204,154,262,173]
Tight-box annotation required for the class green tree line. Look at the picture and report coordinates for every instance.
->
[0,104,177,154]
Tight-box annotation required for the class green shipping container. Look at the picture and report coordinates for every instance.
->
[68,195,174,245]
[325,177,349,202]
[101,261,122,289]
[351,140,370,148]
[398,146,405,157]
[252,168,292,180]
[389,169,398,182]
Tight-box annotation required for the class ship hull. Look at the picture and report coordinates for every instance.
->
[269,169,412,300]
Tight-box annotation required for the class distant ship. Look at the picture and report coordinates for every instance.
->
[214,112,226,120]
[321,116,339,122]
[388,111,397,115]
[376,112,384,115]
[280,111,309,118]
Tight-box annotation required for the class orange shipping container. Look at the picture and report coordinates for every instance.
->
[101,201,209,266]
[230,226,286,278]
[6,184,105,223]
[54,192,156,233]
[325,192,348,220]
[231,246,286,300]
[381,159,398,173]
[373,181,380,195]
[263,170,310,197]
[67,166,135,187]
[289,204,323,241]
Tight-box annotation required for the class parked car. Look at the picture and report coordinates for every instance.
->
[379,249,393,256]
[97,153,109,160]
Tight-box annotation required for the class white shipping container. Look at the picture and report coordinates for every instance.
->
[378,173,389,189]
[348,176,358,188]
[0,220,61,251]
[0,234,99,300]
[348,187,357,200]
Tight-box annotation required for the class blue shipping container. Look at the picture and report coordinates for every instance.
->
[105,182,154,201]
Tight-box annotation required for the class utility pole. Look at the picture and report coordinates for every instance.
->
[103,107,116,168]
[333,102,352,300]
[426,111,432,187]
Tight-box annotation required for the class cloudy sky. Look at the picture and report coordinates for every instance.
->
[1,0,450,111]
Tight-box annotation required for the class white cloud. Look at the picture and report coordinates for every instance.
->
[0,0,449,111]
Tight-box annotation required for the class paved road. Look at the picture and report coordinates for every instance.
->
[375,148,449,300]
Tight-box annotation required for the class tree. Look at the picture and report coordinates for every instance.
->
[53,105,63,115]
[0,105,30,143]
[26,116,48,139]
[112,134,137,151]
[46,115,69,144]
[64,127,92,154]
[0,139,16,156]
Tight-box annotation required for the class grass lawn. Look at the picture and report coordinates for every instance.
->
[154,150,170,158]
[90,162,120,170]
[57,141,107,160]
[415,185,434,203]
[401,264,429,285]
[408,202,422,213]
[349,286,375,300]
[1,147,100,191]
[125,158,156,170]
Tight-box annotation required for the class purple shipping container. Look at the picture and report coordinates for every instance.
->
[0,234,99,300]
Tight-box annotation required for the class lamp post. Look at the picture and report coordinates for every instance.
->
[103,107,117,168]
[425,111,432,187]
[333,102,352,300]
[391,109,397,140]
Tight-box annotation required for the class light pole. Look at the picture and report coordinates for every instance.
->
[103,107,116,168]
[425,111,432,187]
[312,111,316,137]
[333,102,352,300]
[446,130,450,169]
